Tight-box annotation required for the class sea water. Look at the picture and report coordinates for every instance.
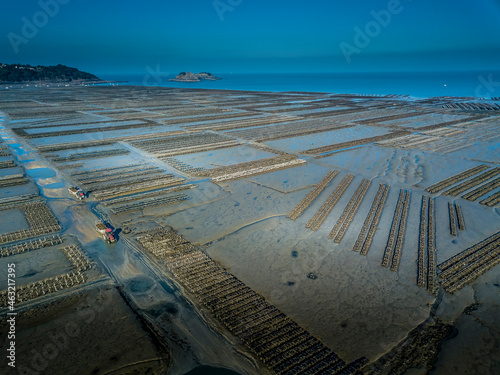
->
[99,71,500,98]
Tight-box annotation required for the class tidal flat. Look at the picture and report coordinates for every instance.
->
[0,85,499,374]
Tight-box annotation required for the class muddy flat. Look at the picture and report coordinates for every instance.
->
[0,85,499,374]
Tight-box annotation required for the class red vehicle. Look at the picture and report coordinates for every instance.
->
[69,187,86,200]
[96,222,116,243]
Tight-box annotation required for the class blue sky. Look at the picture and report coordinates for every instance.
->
[1,0,499,75]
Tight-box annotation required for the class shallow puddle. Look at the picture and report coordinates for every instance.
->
[26,167,56,179]
[43,182,65,189]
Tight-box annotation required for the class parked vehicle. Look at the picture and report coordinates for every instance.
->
[68,186,86,200]
[95,222,116,243]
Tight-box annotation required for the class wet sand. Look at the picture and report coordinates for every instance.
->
[0,86,499,374]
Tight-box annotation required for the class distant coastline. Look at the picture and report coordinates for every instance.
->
[0,63,101,84]
[1,80,125,88]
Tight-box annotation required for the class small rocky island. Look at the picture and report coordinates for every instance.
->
[0,63,101,83]
[169,71,221,82]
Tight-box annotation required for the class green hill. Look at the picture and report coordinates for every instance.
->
[0,63,101,83]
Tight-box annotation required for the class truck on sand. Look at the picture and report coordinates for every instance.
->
[68,186,86,200]
[95,221,116,244]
